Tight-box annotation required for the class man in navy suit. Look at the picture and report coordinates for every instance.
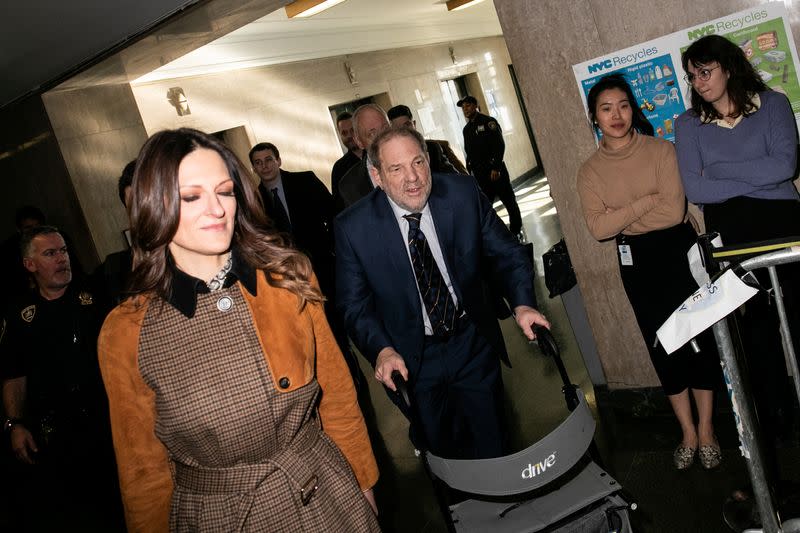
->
[335,127,548,459]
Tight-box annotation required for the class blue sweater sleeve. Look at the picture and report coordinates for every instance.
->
[703,93,797,186]
[676,94,798,204]
[675,112,726,204]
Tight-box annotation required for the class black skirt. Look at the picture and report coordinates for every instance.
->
[616,222,720,395]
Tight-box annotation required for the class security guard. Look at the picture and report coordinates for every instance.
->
[458,95,523,239]
[0,225,123,531]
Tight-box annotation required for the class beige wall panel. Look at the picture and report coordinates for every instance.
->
[387,73,463,154]
[131,37,538,190]
[248,95,371,179]
[45,84,144,142]
[134,74,252,137]
[42,85,148,261]
[494,0,800,388]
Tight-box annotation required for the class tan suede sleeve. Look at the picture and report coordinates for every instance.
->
[98,302,172,533]
[310,296,379,491]
[243,273,378,490]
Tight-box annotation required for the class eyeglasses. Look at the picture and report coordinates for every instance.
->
[683,65,721,85]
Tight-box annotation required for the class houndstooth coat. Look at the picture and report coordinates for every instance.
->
[98,266,379,532]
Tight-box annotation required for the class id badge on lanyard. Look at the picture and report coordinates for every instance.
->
[618,244,633,266]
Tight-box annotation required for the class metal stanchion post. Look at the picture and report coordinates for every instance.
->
[712,317,782,532]
[767,265,800,405]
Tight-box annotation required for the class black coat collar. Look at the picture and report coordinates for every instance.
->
[167,248,257,318]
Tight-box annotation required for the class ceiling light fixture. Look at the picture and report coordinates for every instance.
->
[285,0,347,18]
[446,0,487,11]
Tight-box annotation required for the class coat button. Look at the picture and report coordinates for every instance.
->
[279,377,290,389]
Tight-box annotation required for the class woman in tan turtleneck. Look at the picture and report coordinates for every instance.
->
[578,74,721,471]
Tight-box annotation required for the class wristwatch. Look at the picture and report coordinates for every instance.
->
[3,418,23,433]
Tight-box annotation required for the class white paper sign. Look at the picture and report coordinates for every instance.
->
[686,234,724,287]
[657,269,758,354]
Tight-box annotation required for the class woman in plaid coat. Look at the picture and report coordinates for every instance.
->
[97,128,380,532]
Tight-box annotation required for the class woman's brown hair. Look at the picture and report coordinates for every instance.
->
[128,127,322,307]
[682,35,768,122]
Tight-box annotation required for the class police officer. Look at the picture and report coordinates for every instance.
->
[1,226,123,531]
[458,95,523,239]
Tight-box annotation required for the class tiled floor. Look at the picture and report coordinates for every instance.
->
[361,175,800,532]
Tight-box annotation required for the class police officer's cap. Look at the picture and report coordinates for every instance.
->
[456,96,477,107]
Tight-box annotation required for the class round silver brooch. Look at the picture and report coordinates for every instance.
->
[216,296,233,312]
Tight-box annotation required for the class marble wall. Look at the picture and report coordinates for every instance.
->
[130,36,539,190]
[41,84,149,263]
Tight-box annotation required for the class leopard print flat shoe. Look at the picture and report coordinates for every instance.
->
[699,443,722,469]
[673,444,696,470]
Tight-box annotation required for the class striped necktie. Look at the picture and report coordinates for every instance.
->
[404,212,458,335]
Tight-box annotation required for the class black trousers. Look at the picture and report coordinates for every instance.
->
[617,222,721,395]
[411,321,505,459]
[475,166,522,235]
[6,413,125,532]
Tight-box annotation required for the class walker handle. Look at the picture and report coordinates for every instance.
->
[391,370,411,409]
[534,325,580,411]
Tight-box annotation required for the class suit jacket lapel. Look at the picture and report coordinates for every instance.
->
[427,177,459,298]
[279,171,296,216]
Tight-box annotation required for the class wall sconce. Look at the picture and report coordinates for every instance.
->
[344,61,358,86]
[285,0,346,18]
[167,87,191,116]
[446,0,486,11]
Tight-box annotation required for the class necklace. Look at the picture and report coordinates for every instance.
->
[207,253,233,291]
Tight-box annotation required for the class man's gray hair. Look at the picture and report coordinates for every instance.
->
[352,103,389,143]
[367,126,428,173]
[20,225,62,258]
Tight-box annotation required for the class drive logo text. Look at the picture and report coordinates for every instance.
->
[521,452,557,479]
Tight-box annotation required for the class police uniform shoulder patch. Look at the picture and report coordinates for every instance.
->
[78,291,94,306]
[21,305,36,323]
[488,121,498,130]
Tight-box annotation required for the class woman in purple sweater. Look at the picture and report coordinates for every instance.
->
[676,34,800,512]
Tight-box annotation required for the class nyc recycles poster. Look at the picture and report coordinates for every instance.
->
[572,2,800,144]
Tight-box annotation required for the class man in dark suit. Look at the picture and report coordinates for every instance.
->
[249,142,335,285]
[387,104,461,175]
[249,142,365,390]
[335,127,549,459]
[336,104,389,210]
[330,112,363,198]
[92,160,135,314]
